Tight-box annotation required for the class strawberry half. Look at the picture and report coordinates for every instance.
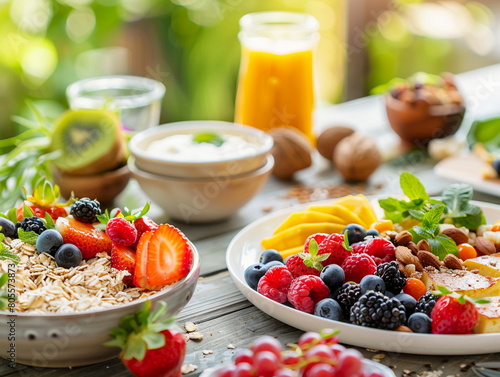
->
[55,217,112,259]
[134,231,158,290]
[110,244,136,286]
[146,224,192,287]
[105,300,186,377]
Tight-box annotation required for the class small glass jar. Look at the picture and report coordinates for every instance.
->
[66,75,166,132]
[234,12,320,141]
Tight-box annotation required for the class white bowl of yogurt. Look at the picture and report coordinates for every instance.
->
[129,121,274,178]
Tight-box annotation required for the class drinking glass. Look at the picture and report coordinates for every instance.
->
[66,75,166,132]
[234,12,320,142]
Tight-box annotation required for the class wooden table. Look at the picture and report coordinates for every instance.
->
[2,64,500,376]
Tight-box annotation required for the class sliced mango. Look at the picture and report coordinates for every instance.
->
[279,245,304,260]
[333,194,378,228]
[273,211,347,235]
[261,222,345,251]
[306,203,367,228]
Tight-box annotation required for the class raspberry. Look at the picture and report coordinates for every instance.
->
[341,253,377,283]
[363,237,396,264]
[317,233,351,266]
[70,198,102,224]
[287,275,330,313]
[303,233,329,253]
[106,217,138,247]
[285,255,321,278]
[257,265,293,303]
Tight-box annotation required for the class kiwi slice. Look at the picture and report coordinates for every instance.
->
[50,109,126,175]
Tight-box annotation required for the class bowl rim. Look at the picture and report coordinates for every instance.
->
[129,121,274,166]
[0,241,200,318]
[128,154,274,182]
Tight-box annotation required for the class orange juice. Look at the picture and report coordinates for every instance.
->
[235,12,319,142]
[235,48,314,140]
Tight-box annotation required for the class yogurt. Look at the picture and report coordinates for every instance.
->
[146,133,259,162]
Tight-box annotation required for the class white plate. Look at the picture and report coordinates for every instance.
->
[226,198,500,355]
[199,359,395,377]
[434,154,500,197]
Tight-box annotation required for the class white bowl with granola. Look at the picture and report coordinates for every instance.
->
[0,237,200,367]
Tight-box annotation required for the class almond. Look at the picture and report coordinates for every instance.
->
[416,239,431,252]
[395,231,412,246]
[475,236,496,255]
[443,254,463,270]
[417,250,441,269]
[407,241,419,255]
[395,246,423,271]
[442,228,468,245]
[395,325,413,333]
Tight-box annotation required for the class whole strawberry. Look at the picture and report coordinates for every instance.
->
[430,289,483,334]
[105,301,186,377]
[317,233,351,266]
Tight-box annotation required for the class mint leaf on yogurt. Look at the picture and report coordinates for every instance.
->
[192,131,225,147]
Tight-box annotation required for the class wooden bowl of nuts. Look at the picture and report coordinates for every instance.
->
[383,72,466,148]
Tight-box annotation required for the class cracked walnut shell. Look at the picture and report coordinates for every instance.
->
[333,133,382,182]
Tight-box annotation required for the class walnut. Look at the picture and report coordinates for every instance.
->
[333,133,381,182]
[316,125,354,161]
[268,127,313,179]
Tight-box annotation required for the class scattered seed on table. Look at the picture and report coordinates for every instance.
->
[188,332,204,341]
[184,322,198,333]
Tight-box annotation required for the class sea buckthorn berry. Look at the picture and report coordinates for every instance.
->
[402,278,427,300]
[458,243,477,260]
[370,219,394,234]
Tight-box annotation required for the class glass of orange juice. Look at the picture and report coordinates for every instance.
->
[235,12,320,142]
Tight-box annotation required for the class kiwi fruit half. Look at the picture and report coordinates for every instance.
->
[50,109,126,175]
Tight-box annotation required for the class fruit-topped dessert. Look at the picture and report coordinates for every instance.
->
[380,72,466,148]
[0,178,194,313]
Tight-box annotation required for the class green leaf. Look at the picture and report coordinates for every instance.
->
[442,183,473,212]
[142,330,166,349]
[400,172,430,201]
[23,204,35,218]
[0,272,8,288]
[17,229,39,245]
[192,131,225,147]
[0,247,21,264]
[421,205,445,233]
[428,235,458,260]
[342,230,352,251]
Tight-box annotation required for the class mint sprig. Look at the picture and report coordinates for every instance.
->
[379,172,485,230]
[410,206,459,260]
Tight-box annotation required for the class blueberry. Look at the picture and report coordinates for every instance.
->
[259,249,283,264]
[343,224,367,245]
[394,293,417,316]
[360,275,386,294]
[36,229,64,256]
[314,298,343,321]
[244,260,283,290]
[366,229,379,238]
[493,158,500,176]
[407,312,432,333]
[0,217,16,238]
[54,244,82,269]
[320,264,345,293]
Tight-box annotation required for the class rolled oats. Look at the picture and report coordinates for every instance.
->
[0,239,158,313]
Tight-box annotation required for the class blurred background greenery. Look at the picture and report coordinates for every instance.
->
[0,0,498,142]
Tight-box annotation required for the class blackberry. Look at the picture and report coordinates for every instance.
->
[334,282,362,317]
[19,217,46,235]
[70,198,102,223]
[414,292,437,316]
[375,261,407,294]
[350,291,406,330]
